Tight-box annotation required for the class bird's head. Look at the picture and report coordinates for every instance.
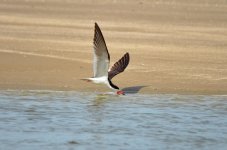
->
[116,90,125,95]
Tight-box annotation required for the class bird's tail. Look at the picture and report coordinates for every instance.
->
[80,78,92,82]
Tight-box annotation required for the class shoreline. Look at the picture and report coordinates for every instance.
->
[0,83,226,96]
[0,88,227,96]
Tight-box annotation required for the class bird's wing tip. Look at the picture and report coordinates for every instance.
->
[95,22,99,28]
[125,52,130,58]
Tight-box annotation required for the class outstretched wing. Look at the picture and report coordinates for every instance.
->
[93,22,110,77]
[108,52,130,80]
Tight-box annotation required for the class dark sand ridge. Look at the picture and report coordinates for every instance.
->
[0,0,227,94]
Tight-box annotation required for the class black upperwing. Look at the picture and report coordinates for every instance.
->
[108,52,130,80]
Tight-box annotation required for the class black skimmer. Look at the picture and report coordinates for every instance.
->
[82,23,130,95]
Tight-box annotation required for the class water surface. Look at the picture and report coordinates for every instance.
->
[0,90,227,150]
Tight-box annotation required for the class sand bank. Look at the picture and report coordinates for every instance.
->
[0,0,227,94]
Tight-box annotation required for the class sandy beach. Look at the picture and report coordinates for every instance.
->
[0,0,226,94]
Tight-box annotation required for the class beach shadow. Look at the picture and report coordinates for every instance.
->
[122,85,148,94]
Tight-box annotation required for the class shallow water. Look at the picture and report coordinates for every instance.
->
[0,90,227,150]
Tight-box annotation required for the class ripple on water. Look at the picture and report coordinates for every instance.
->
[0,90,227,150]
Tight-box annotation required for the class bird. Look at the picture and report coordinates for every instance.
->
[82,22,130,95]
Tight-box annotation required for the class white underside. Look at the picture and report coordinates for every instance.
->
[86,76,116,90]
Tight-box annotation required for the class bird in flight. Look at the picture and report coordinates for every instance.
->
[82,23,130,95]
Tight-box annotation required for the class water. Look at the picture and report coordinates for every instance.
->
[0,90,227,150]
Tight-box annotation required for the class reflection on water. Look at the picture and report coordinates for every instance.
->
[0,90,227,150]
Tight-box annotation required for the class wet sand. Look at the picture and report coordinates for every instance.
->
[0,0,227,94]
